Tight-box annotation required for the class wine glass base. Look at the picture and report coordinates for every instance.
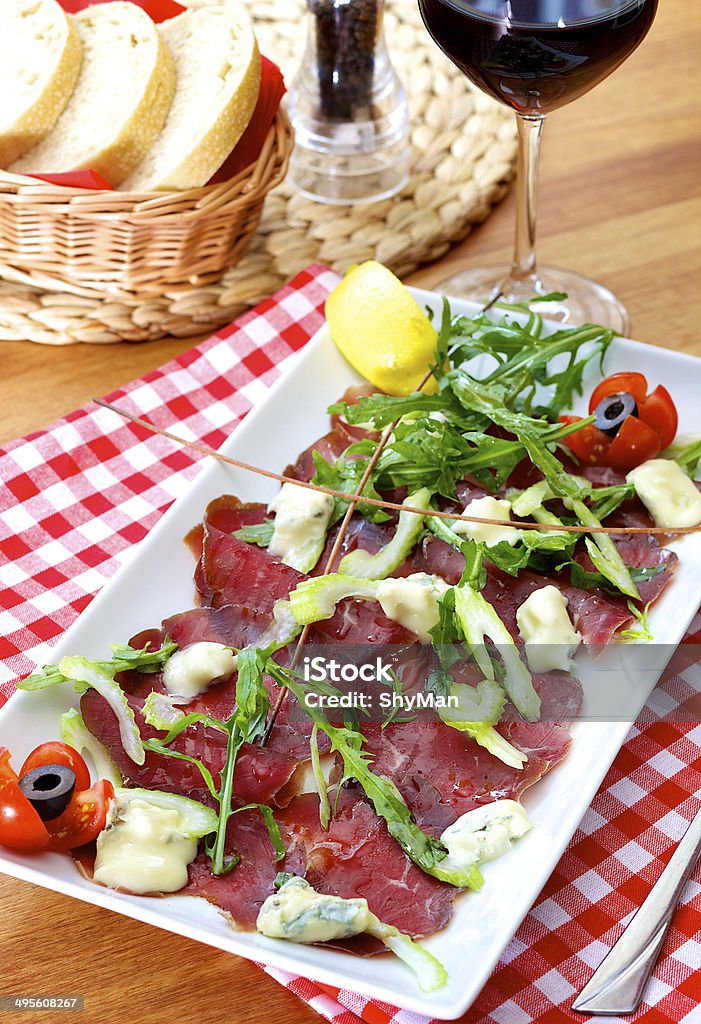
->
[432,264,630,335]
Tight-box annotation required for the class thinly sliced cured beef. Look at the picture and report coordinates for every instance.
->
[81,686,303,808]
[310,599,416,646]
[480,564,634,645]
[276,790,456,938]
[286,385,377,483]
[204,495,268,535]
[185,806,308,929]
[164,604,271,654]
[198,528,305,611]
[82,613,306,808]
[419,533,675,645]
[363,710,572,837]
[185,496,267,564]
[286,425,361,484]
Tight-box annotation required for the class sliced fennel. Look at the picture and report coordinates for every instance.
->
[61,708,123,787]
[143,691,187,731]
[113,787,219,839]
[257,876,447,993]
[309,724,331,830]
[256,599,303,649]
[338,487,432,578]
[59,656,145,766]
[19,640,177,767]
[453,585,540,723]
[455,723,527,770]
[289,574,380,625]
[430,674,527,770]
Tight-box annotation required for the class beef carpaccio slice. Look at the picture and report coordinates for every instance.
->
[276,791,456,938]
[363,681,574,838]
[420,533,676,646]
[185,806,308,928]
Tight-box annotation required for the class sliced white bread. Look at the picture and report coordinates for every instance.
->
[11,2,176,188]
[121,5,261,193]
[0,0,83,167]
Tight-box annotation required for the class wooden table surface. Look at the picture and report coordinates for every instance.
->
[1,2,700,1022]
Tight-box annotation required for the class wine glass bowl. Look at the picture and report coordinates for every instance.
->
[416,0,660,330]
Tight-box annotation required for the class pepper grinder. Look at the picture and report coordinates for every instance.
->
[287,0,410,205]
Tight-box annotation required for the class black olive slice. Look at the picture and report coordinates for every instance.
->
[593,392,638,437]
[18,763,76,821]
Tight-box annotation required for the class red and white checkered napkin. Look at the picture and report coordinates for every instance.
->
[1,264,699,1024]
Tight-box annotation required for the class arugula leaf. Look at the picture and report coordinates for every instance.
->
[619,601,654,642]
[203,646,272,875]
[312,445,391,524]
[560,559,664,596]
[448,375,639,599]
[674,438,701,476]
[233,803,286,863]
[329,392,455,430]
[266,661,483,890]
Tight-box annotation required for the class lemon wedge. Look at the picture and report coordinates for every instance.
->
[325,261,438,396]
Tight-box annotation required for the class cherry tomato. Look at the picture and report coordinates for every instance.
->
[589,372,649,413]
[559,416,611,465]
[0,776,51,851]
[0,748,17,783]
[582,372,679,469]
[21,743,91,793]
[45,780,114,852]
[637,385,678,450]
[605,415,662,471]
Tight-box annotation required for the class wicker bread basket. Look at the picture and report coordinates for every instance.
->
[0,108,292,301]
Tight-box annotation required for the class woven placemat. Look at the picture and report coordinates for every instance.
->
[0,0,517,345]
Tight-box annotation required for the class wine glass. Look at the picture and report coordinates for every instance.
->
[417,0,659,331]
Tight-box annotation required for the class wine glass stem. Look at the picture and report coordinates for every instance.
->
[510,113,546,290]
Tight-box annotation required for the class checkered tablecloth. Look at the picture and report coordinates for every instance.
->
[1,265,699,1023]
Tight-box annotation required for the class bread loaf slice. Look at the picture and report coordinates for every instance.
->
[121,6,261,193]
[0,0,83,166]
[11,2,175,187]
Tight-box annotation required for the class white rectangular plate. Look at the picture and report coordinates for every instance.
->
[2,290,700,1019]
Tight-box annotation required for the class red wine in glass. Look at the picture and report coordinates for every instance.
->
[417,0,657,114]
[416,0,659,330]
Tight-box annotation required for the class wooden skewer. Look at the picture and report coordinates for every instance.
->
[93,397,701,538]
[262,418,399,744]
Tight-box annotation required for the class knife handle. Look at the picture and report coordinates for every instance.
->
[572,806,701,1016]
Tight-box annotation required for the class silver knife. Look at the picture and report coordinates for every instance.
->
[572,806,701,1016]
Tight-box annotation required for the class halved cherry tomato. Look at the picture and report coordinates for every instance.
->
[559,416,611,465]
[21,743,91,793]
[0,748,17,783]
[45,780,114,853]
[606,415,662,471]
[589,372,649,412]
[0,776,51,852]
[637,385,678,450]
